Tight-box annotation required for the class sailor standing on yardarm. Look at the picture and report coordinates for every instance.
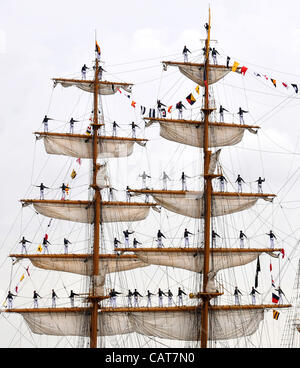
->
[126,289,133,307]
[211,47,219,65]
[182,45,191,62]
[130,121,140,138]
[60,183,69,200]
[69,290,79,308]
[139,171,151,189]
[212,230,220,247]
[161,171,171,190]
[35,183,49,200]
[123,229,134,247]
[176,101,186,119]
[19,236,32,254]
[6,291,16,309]
[42,115,53,132]
[218,175,227,192]
[235,174,245,193]
[133,238,141,248]
[266,230,277,249]
[157,99,167,118]
[42,236,51,254]
[177,287,186,306]
[237,107,249,124]
[69,117,79,134]
[234,286,242,305]
[51,289,58,308]
[146,290,154,307]
[250,287,260,305]
[112,121,120,137]
[256,177,265,193]
[184,228,194,248]
[133,289,143,308]
[33,290,42,308]
[219,105,229,122]
[180,172,190,191]
[157,288,167,307]
[63,238,71,254]
[239,230,247,248]
[167,289,173,307]
[81,64,89,79]
[156,229,166,248]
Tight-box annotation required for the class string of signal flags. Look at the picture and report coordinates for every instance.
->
[114,59,299,119]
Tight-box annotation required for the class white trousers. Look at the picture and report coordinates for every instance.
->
[158,296,163,307]
[178,296,183,306]
[184,237,189,247]
[147,298,152,307]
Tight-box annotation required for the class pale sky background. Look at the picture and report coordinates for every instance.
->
[1,0,300,348]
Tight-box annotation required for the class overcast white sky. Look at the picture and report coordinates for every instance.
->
[1,0,300,348]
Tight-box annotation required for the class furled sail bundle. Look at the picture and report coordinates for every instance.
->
[10,254,148,283]
[122,248,282,274]
[53,78,133,95]
[35,132,147,159]
[129,190,275,219]
[21,200,154,224]
[17,306,264,341]
[96,162,110,188]
[162,61,241,86]
[145,118,259,148]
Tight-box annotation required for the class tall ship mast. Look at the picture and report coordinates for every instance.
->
[1,10,293,348]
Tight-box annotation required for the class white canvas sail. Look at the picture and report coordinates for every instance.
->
[162,62,240,86]
[38,133,142,159]
[150,191,273,218]
[27,201,152,223]
[53,78,133,95]
[19,308,264,341]
[145,119,258,148]
[130,249,279,273]
[16,255,148,280]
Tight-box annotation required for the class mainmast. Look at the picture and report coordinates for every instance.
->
[201,8,214,348]
[90,55,101,348]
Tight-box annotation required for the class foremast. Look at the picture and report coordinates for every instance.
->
[90,56,101,348]
[201,8,215,348]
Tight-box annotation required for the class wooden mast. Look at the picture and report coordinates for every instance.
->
[90,52,101,348]
[200,7,213,349]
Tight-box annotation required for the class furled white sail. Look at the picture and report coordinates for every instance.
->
[30,201,151,223]
[96,163,110,188]
[162,62,240,86]
[39,133,138,159]
[132,250,277,273]
[151,192,271,218]
[146,120,258,148]
[22,255,147,281]
[20,308,264,340]
[53,79,133,95]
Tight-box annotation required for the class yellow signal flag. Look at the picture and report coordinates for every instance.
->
[71,169,77,179]
[273,310,280,320]
[37,244,42,253]
[20,274,25,282]
[232,61,240,72]
[195,85,200,94]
